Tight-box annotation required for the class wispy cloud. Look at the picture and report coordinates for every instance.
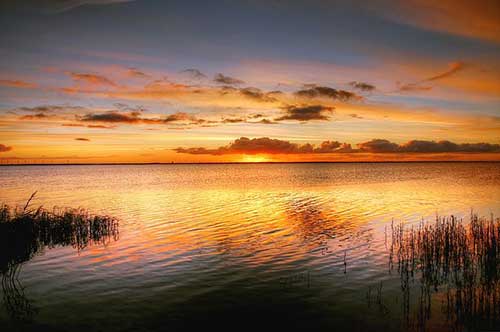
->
[180,69,207,80]
[214,73,245,85]
[0,79,37,89]
[26,0,137,13]
[366,0,500,43]
[68,72,117,87]
[127,68,151,79]
[398,61,467,92]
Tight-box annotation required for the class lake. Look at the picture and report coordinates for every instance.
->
[0,162,499,331]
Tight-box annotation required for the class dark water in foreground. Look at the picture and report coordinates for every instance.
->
[0,162,499,331]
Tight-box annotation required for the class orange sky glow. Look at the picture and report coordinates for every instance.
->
[0,0,498,163]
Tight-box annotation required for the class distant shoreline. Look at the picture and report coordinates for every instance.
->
[1,160,499,166]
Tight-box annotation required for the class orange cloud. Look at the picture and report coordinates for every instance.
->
[0,79,37,89]
[425,62,466,81]
[0,144,12,152]
[367,0,500,43]
[68,72,117,87]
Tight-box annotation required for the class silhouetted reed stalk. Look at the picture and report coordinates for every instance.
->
[390,213,500,330]
[0,193,119,321]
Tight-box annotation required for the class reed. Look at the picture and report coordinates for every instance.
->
[389,213,500,330]
[0,195,119,273]
[0,193,119,321]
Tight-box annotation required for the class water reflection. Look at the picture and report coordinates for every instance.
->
[0,163,498,331]
[1,265,37,322]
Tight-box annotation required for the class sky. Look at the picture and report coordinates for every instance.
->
[0,0,499,163]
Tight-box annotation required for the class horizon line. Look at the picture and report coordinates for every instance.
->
[1,160,499,166]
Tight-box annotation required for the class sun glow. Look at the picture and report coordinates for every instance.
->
[240,155,269,163]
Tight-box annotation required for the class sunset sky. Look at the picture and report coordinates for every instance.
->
[0,0,499,163]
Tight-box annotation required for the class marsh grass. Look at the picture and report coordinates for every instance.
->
[0,192,119,321]
[390,213,500,330]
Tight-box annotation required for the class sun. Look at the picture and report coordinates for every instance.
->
[240,155,269,163]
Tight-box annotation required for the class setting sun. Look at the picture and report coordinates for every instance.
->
[240,155,270,163]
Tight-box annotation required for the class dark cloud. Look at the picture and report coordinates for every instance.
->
[174,137,352,155]
[175,137,500,156]
[239,87,278,102]
[18,105,86,113]
[275,105,334,122]
[81,111,140,123]
[219,85,238,95]
[255,119,277,124]
[75,138,90,141]
[164,112,206,125]
[76,109,270,127]
[80,110,206,125]
[127,68,150,79]
[62,123,85,127]
[349,113,364,119]
[222,118,246,123]
[400,140,500,153]
[0,144,12,153]
[180,69,207,80]
[358,139,399,152]
[295,86,361,102]
[359,139,500,153]
[19,113,51,120]
[349,81,376,92]
[314,141,354,153]
[214,73,245,85]
[62,123,115,129]
[87,124,116,129]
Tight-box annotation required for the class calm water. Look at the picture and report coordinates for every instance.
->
[0,162,499,331]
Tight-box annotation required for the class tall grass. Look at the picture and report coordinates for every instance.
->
[0,194,119,273]
[0,193,119,321]
[390,214,500,330]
